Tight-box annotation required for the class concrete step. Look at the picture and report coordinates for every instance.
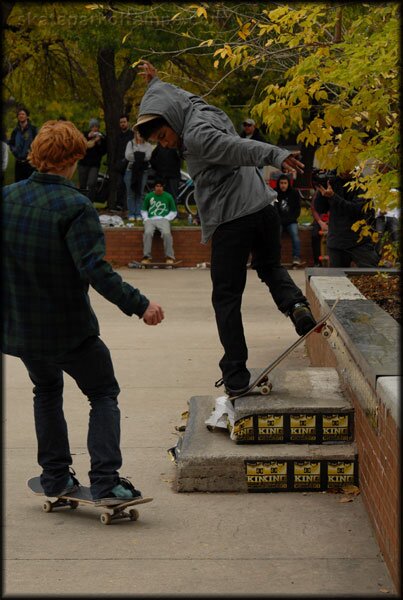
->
[232,368,354,443]
[174,396,358,493]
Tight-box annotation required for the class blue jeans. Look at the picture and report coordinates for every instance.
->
[21,336,122,500]
[124,169,148,218]
[280,222,301,259]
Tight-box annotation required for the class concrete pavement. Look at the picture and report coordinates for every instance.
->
[3,269,396,596]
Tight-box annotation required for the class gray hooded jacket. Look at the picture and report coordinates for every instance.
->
[139,77,291,242]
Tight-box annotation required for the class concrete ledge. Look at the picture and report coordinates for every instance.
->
[376,376,400,423]
[175,396,357,493]
[305,269,400,591]
[307,275,400,411]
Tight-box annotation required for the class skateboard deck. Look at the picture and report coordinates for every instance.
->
[27,477,153,525]
[128,260,182,269]
[226,299,339,402]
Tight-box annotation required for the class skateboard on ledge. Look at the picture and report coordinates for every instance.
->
[27,476,153,525]
[128,260,182,269]
[227,299,339,403]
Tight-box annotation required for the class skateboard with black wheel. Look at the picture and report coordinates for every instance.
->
[128,260,182,269]
[227,299,339,402]
[27,476,153,525]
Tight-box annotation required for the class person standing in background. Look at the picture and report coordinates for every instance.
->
[150,145,181,204]
[275,175,303,266]
[114,115,134,212]
[240,118,266,142]
[78,118,107,203]
[9,107,37,182]
[124,129,153,221]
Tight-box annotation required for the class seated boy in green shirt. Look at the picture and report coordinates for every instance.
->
[141,179,177,264]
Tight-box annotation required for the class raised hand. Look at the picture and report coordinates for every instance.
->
[281,152,304,175]
[138,60,157,83]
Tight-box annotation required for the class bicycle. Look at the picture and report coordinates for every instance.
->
[177,176,197,217]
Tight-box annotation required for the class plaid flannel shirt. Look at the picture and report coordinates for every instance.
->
[2,171,149,360]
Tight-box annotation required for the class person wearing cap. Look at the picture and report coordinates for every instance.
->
[240,118,266,143]
[134,60,317,397]
[9,106,38,182]
[2,119,164,504]
[78,118,107,203]
[240,118,267,173]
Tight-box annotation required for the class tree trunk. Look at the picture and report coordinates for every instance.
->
[97,48,136,209]
[97,47,123,209]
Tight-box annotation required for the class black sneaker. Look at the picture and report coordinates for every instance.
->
[94,477,143,506]
[215,377,250,397]
[289,303,317,336]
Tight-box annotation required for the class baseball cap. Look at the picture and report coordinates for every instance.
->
[243,118,255,126]
[134,113,162,129]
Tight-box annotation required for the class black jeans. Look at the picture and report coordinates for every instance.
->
[21,336,122,499]
[328,243,380,268]
[210,204,307,389]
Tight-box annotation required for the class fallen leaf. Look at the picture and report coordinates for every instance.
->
[339,496,353,503]
[379,589,390,594]
[342,484,360,495]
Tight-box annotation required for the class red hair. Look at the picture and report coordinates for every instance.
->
[28,120,87,173]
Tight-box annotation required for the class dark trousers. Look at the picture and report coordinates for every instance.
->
[210,204,307,389]
[163,177,180,203]
[328,243,380,268]
[14,159,35,182]
[78,165,99,203]
[21,336,122,499]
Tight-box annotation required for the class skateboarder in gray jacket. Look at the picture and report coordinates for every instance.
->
[135,61,316,396]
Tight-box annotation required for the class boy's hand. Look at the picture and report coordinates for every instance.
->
[282,152,304,174]
[142,301,164,325]
[317,181,335,198]
[138,60,157,83]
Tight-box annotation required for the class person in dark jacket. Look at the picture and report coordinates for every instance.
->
[276,175,302,265]
[134,60,317,397]
[9,107,37,182]
[315,172,380,268]
[2,119,164,504]
[78,118,107,203]
[240,118,266,142]
[240,118,266,172]
[115,114,134,211]
[150,144,181,203]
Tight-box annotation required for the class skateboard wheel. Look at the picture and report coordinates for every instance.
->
[129,509,139,521]
[43,501,53,513]
[260,385,271,395]
[70,501,79,509]
[322,325,333,338]
[100,513,112,525]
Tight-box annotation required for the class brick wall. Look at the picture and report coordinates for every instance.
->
[104,226,314,267]
[305,283,401,592]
